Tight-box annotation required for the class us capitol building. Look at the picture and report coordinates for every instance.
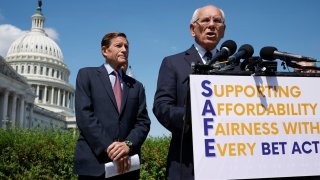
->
[0,1,76,129]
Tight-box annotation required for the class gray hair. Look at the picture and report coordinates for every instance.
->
[190,6,226,24]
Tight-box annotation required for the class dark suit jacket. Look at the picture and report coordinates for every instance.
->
[153,45,202,180]
[73,65,150,176]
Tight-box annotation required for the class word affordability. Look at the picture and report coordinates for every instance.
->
[205,102,318,116]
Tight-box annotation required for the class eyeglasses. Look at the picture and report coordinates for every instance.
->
[193,17,225,27]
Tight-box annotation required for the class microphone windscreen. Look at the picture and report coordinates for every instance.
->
[220,40,237,55]
[260,46,278,60]
[238,44,254,59]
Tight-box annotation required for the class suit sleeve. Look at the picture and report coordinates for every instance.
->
[75,69,112,157]
[125,85,151,153]
[153,57,185,133]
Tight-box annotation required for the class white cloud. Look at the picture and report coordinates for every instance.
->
[0,24,26,57]
[44,27,59,40]
[0,24,59,57]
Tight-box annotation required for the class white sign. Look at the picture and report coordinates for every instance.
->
[190,75,320,180]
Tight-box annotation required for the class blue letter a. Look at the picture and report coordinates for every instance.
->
[202,99,216,116]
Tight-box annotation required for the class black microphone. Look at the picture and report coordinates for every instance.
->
[260,46,318,62]
[227,44,254,64]
[207,40,237,66]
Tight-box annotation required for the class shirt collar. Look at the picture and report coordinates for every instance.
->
[194,42,217,59]
[104,63,123,80]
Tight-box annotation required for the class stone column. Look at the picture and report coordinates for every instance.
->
[48,68,52,77]
[71,93,74,109]
[54,70,57,79]
[57,88,61,106]
[43,85,47,103]
[51,87,54,104]
[37,65,40,74]
[35,85,39,103]
[30,65,34,75]
[30,104,34,128]
[10,93,17,127]
[66,91,70,108]
[1,90,9,128]
[62,90,66,107]
[19,96,25,128]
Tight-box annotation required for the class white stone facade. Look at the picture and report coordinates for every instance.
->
[0,56,35,128]
[1,55,72,129]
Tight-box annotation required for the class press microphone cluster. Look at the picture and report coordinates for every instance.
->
[194,40,319,74]
[207,40,255,69]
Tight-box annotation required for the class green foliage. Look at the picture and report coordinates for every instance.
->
[0,128,170,179]
[0,128,78,180]
[140,136,170,180]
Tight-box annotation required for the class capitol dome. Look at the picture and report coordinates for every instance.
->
[5,2,75,127]
[7,30,64,62]
[6,5,64,64]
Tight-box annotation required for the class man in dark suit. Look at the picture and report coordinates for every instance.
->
[153,5,226,180]
[73,32,150,179]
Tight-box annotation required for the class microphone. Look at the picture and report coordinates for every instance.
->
[227,44,254,65]
[207,40,237,66]
[260,46,318,62]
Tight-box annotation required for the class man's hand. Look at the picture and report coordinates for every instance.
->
[106,141,131,173]
[115,155,131,174]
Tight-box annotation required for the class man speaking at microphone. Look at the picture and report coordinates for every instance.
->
[153,5,228,180]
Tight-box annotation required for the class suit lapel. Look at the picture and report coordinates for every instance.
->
[183,45,203,75]
[119,74,131,114]
[97,65,119,113]
[184,45,203,66]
